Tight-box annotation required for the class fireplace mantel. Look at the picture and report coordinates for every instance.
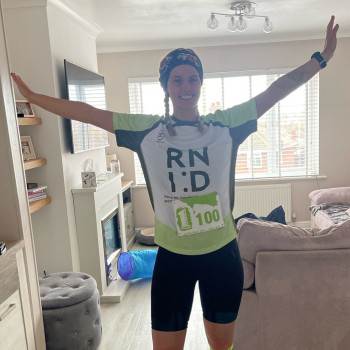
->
[72,172,133,302]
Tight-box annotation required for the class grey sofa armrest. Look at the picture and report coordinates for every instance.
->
[255,249,350,297]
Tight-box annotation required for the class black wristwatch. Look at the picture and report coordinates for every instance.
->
[311,51,327,69]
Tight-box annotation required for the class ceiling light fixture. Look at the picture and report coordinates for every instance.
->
[207,1,273,33]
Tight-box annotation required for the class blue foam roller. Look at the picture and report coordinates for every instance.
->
[117,249,157,280]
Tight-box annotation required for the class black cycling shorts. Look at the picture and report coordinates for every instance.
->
[151,239,244,332]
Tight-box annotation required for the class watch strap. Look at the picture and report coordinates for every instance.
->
[311,51,327,69]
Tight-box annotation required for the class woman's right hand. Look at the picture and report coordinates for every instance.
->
[11,73,35,101]
[10,72,115,133]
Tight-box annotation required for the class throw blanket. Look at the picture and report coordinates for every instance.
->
[309,202,350,224]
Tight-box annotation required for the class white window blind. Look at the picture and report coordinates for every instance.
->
[128,71,319,185]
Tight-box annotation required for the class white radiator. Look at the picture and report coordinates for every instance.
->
[233,183,292,223]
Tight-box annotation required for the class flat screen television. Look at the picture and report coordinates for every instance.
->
[64,59,109,153]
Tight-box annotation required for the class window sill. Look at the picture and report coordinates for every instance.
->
[132,184,147,189]
[236,175,327,184]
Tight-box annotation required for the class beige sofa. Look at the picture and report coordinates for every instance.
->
[233,218,350,350]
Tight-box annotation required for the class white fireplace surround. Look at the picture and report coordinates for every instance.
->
[72,172,133,302]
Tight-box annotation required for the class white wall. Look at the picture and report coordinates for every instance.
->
[98,37,350,224]
[3,0,108,276]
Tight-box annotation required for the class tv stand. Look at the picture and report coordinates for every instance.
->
[72,173,134,302]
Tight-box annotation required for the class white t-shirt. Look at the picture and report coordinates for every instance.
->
[113,98,257,255]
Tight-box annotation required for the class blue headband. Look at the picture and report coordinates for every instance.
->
[159,48,203,91]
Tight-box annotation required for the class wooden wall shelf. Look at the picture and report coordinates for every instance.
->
[18,115,50,215]
[29,197,51,214]
[18,117,41,126]
[24,158,46,170]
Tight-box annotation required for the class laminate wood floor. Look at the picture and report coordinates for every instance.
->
[99,243,209,350]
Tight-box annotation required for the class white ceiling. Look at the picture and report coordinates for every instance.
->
[62,0,350,53]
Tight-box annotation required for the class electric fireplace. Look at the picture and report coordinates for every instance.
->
[101,208,121,285]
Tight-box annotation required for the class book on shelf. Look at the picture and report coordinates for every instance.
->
[28,194,47,202]
[27,185,47,195]
[28,192,47,199]
[27,185,48,202]
[17,114,36,118]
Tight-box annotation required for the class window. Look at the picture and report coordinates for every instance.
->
[128,71,319,185]
[247,151,263,169]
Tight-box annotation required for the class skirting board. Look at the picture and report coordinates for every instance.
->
[288,221,311,228]
[100,277,131,303]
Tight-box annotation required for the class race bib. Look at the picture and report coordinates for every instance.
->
[173,192,224,236]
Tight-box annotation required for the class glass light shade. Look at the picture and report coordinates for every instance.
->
[207,14,219,30]
[228,17,238,32]
[244,4,256,19]
[237,16,247,32]
[263,17,273,33]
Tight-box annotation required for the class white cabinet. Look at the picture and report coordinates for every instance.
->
[0,290,27,350]
[0,245,37,350]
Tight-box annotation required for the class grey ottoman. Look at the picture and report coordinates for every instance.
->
[39,272,102,350]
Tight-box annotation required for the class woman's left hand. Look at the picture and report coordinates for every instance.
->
[321,15,339,62]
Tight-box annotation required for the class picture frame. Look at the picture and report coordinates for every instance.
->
[16,100,35,118]
[20,136,36,161]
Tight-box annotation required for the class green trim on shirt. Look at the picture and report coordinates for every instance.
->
[113,112,161,132]
[202,99,257,128]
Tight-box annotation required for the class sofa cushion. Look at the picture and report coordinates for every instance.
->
[309,187,350,205]
[237,218,350,289]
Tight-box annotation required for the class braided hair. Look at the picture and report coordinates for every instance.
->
[164,93,176,136]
